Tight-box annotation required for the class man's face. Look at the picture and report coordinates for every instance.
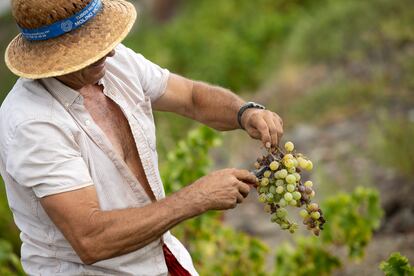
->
[56,49,116,89]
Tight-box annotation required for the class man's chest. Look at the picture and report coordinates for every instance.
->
[83,92,136,161]
[81,87,157,201]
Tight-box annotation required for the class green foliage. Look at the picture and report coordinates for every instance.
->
[273,237,341,276]
[370,114,414,177]
[161,126,269,275]
[126,0,325,92]
[380,252,414,276]
[0,13,18,103]
[286,0,414,65]
[161,126,221,194]
[0,180,20,256]
[286,76,381,123]
[0,239,24,276]
[178,219,269,276]
[0,0,411,274]
[275,0,414,125]
[321,186,383,258]
[272,186,383,275]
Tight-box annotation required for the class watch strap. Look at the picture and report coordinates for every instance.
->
[237,102,265,129]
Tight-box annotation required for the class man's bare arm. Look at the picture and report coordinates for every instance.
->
[40,169,255,264]
[153,74,243,130]
[153,73,283,146]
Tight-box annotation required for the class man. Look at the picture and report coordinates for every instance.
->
[0,0,283,275]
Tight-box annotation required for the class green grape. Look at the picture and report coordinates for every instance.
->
[258,193,267,203]
[276,208,287,218]
[278,169,288,179]
[285,174,296,184]
[266,193,274,201]
[290,223,298,231]
[293,191,302,200]
[284,141,294,152]
[304,180,313,188]
[273,195,281,204]
[281,223,290,230]
[283,159,295,169]
[253,143,324,235]
[274,171,281,179]
[299,209,308,218]
[293,172,301,181]
[284,154,294,160]
[284,192,293,201]
[311,211,320,220]
[261,177,269,186]
[275,179,284,186]
[279,198,288,207]
[269,161,279,171]
[287,184,295,192]
[276,186,284,194]
[298,157,308,169]
[305,160,313,171]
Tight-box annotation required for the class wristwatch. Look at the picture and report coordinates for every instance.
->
[237,101,265,129]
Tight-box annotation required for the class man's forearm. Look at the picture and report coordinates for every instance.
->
[190,81,244,130]
[54,186,204,264]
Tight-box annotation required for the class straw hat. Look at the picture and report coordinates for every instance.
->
[5,0,137,79]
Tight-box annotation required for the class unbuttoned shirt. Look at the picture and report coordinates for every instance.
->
[0,44,198,276]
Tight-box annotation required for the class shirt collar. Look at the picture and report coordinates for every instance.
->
[40,77,81,109]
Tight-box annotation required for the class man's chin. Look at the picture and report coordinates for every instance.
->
[89,69,106,84]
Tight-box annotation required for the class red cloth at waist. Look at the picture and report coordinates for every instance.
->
[162,244,191,276]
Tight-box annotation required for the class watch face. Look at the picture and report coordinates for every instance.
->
[253,103,265,109]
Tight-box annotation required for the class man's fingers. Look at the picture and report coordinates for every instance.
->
[246,128,261,140]
[236,193,244,204]
[244,110,283,148]
[272,113,284,144]
[232,169,257,184]
[238,181,251,197]
[263,114,279,147]
[255,118,271,148]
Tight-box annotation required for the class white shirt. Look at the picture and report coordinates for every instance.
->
[0,44,198,276]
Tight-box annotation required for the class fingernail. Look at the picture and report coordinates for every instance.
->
[265,142,271,148]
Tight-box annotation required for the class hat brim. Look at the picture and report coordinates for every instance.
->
[5,0,137,79]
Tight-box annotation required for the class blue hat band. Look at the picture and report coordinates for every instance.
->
[19,0,102,41]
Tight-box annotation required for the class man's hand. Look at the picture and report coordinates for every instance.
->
[182,168,257,211]
[241,109,284,148]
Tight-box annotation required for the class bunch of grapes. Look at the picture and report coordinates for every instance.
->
[253,141,325,235]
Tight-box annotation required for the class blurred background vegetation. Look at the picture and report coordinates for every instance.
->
[0,0,413,275]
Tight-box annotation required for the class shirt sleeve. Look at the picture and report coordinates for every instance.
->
[6,119,93,198]
[116,44,170,102]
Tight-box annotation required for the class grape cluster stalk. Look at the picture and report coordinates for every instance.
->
[253,141,325,235]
